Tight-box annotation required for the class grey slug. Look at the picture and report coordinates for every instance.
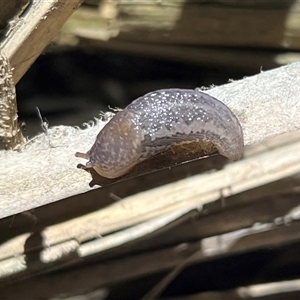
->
[76,89,244,179]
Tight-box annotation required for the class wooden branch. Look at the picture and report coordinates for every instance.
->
[0,0,84,84]
[2,215,300,298]
[0,53,26,149]
[1,127,300,270]
[1,62,300,219]
[1,130,300,290]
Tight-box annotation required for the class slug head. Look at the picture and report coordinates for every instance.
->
[83,110,143,179]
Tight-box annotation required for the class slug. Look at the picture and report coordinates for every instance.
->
[76,89,244,179]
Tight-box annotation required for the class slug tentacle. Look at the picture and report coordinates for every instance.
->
[76,89,244,178]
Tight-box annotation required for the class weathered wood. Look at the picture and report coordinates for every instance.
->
[0,53,26,149]
[35,139,300,247]
[117,0,294,48]
[2,212,300,298]
[66,0,297,48]
[0,130,300,284]
[59,0,300,70]
[1,62,300,219]
[1,131,300,296]
[0,0,84,84]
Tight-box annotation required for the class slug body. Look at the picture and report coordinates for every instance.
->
[76,89,244,179]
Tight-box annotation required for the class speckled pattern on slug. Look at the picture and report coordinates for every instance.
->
[79,88,244,178]
[127,89,244,161]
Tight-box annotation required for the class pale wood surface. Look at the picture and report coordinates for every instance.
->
[1,130,300,268]
[1,62,300,219]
